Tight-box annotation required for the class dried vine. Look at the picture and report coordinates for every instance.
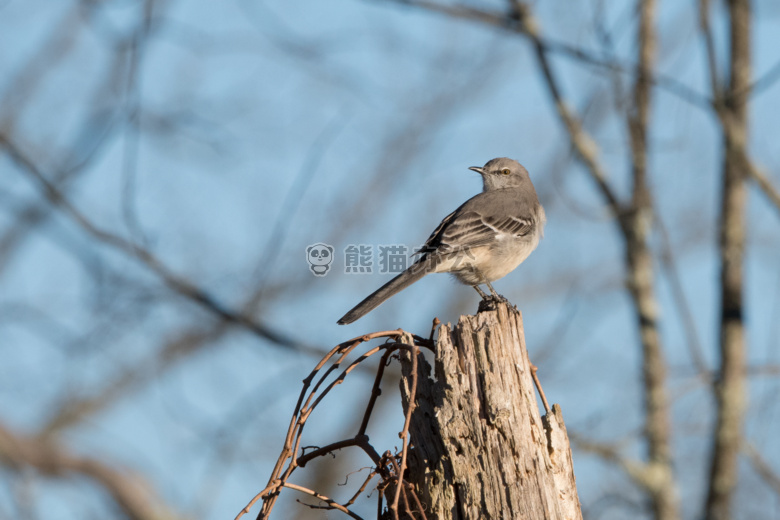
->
[236,328,435,520]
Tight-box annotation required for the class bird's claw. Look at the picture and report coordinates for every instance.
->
[478,294,508,312]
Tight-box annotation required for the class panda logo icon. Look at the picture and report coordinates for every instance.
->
[306,243,334,276]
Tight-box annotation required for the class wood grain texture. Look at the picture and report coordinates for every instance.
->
[400,302,581,520]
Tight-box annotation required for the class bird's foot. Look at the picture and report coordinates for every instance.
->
[477,294,508,313]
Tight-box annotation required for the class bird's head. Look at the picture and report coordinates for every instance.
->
[469,157,531,191]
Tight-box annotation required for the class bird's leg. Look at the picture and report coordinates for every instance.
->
[474,271,502,313]
[485,280,501,300]
[481,276,507,303]
[472,285,489,299]
[473,269,506,310]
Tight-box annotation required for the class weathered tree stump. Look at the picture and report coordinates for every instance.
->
[400,302,581,520]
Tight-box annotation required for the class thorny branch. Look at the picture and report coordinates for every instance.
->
[391,332,417,520]
[236,330,432,520]
[284,482,364,520]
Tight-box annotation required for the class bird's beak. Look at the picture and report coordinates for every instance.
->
[468,166,485,175]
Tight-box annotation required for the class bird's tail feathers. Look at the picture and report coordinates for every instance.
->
[337,262,430,325]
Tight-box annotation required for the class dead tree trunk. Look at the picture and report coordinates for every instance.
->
[399,302,581,520]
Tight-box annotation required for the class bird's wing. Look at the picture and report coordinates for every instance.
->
[436,212,535,251]
[413,208,458,257]
[414,189,538,258]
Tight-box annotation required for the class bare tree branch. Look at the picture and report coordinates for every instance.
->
[698,0,721,106]
[0,423,185,520]
[510,2,621,215]
[0,24,130,277]
[508,3,679,515]
[0,4,81,127]
[624,2,677,518]
[745,161,780,217]
[0,133,317,354]
[744,56,780,99]
[705,1,751,518]
[699,0,780,219]
[656,217,709,376]
[282,482,364,520]
[40,325,227,436]
[571,433,669,497]
[119,0,156,247]
[377,0,710,109]
[743,443,780,498]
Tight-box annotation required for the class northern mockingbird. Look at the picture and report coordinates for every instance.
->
[338,157,545,325]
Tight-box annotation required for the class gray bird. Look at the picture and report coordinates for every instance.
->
[337,157,545,325]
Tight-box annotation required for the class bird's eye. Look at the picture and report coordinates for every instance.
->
[501,168,510,175]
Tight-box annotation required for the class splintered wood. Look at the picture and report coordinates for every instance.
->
[400,302,582,520]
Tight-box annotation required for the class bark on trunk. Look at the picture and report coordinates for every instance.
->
[399,302,581,520]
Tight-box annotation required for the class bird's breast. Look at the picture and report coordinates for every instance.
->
[442,232,541,284]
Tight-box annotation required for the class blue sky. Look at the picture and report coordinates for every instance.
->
[1,0,780,519]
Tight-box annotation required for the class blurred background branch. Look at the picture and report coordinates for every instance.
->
[1,0,780,519]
